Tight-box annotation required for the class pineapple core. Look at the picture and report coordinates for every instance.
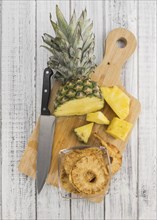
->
[86,111,110,125]
[106,117,133,141]
[101,86,130,119]
[74,123,94,143]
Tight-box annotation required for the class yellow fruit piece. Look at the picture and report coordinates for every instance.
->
[94,133,122,175]
[54,97,104,116]
[101,86,130,119]
[86,111,110,125]
[74,123,94,143]
[106,117,133,141]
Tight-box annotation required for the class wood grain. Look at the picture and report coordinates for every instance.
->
[138,2,157,219]
[36,1,71,220]
[104,1,139,219]
[0,1,2,219]
[1,1,36,219]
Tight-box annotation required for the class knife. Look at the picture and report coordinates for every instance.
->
[37,67,55,193]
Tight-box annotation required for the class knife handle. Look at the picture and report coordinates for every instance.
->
[41,67,54,115]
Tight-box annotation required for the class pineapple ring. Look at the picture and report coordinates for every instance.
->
[69,155,109,195]
[64,151,81,174]
[94,133,122,175]
[60,168,79,194]
[64,148,105,175]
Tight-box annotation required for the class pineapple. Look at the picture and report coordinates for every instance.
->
[42,5,104,116]
[106,117,133,141]
[74,123,94,143]
[101,86,130,119]
[86,111,110,125]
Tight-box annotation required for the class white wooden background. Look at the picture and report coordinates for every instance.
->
[0,0,157,219]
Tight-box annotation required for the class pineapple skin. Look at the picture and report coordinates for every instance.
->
[101,86,130,119]
[106,117,133,141]
[86,111,110,125]
[74,123,94,143]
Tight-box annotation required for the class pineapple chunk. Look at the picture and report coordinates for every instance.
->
[74,123,94,143]
[86,111,110,125]
[101,86,130,119]
[106,117,133,141]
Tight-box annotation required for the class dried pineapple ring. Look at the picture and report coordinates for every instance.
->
[70,155,108,195]
[64,151,81,174]
[94,133,122,175]
[64,148,105,175]
[60,168,79,194]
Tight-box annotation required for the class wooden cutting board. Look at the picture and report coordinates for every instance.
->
[47,28,141,187]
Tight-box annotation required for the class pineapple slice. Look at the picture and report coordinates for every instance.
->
[101,86,130,119]
[54,97,104,116]
[74,123,94,143]
[86,111,110,125]
[106,117,133,141]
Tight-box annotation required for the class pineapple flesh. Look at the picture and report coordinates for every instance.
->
[106,117,133,141]
[74,123,94,143]
[42,6,104,117]
[86,111,110,125]
[101,86,130,119]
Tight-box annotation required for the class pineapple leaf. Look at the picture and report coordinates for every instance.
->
[78,19,90,33]
[82,22,93,41]
[47,60,58,67]
[50,14,68,41]
[50,15,58,33]
[40,45,54,54]
[69,47,75,57]
[56,5,70,39]
[69,10,76,33]
[43,7,96,82]
[78,10,85,24]
[83,8,87,19]
[42,34,61,51]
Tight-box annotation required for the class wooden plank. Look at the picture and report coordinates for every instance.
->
[138,2,157,219]
[1,1,36,219]
[70,1,105,219]
[104,1,138,219]
[36,1,71,219]
[0,1,2,219]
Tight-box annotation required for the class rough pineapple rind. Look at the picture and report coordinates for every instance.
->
[74,123,94,143]
[106,117,133,141]
[101,86,130,119]
[86,111,110,125]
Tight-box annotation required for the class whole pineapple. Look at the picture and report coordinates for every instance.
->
[42,5,104,116]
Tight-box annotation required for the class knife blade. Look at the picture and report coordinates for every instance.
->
[37,67,55,194]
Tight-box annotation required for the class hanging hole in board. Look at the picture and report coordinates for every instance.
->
[116,38,127,48]
[107,62,110,65]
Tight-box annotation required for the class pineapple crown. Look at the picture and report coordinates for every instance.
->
[42,5,95,83]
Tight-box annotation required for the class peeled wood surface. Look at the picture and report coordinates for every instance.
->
[104,1,139,219]
[36,2,71,220]
[1,0,157,219]
[1,1,36,219]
